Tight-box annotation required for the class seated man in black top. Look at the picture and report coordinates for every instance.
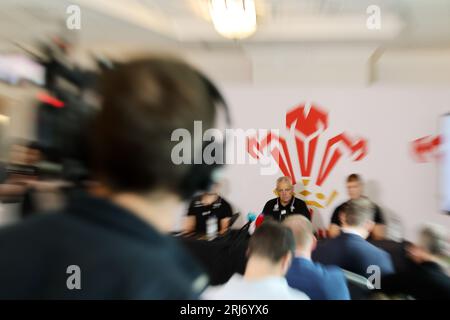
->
[377,225,450,299]
[0,58,220,299]
[262,176,310,222]
[184,183,233,235]
[329,174,385,240]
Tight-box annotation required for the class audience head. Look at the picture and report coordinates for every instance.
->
[247,221,296,276]
[346,173,363,200]
[276,176,294,204]
[339,198,375,238]
[283,215,316,257]
[408,224,448,264]
[92,57,217,197]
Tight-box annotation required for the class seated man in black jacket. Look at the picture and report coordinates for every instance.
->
[262,176,311,222]
[0,58,222,299]
[377,225,450,300]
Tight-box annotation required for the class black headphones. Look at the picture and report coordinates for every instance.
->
[179,70,231,200]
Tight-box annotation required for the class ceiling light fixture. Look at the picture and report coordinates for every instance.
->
[209,0,257,40]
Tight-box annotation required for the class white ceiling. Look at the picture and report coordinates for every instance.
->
[0,0,449,49]
[0,0,449,85]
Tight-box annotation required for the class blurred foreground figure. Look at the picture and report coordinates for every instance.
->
[313,198,394,277]
[0,141,42,205]
[0,57,222,299]
[284,216,350,300]
[203,221,309,300]
[0,141,66,219]
[377,225,450,299]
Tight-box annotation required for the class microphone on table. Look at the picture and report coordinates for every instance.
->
[247,212,257,222]
[243,212,267,236]
[237,212,257,232]
[227,212,257,246]
[255,213,265,228]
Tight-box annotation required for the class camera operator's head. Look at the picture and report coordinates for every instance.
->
[90,57,219,231]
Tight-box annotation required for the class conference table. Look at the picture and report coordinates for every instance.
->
[177,230,249,285]
[176,231,413,286]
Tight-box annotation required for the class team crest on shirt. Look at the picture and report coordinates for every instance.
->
[247,102,368,210]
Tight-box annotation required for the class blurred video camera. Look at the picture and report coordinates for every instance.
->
[15,36,112,184]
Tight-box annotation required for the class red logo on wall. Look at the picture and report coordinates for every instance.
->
[247,103,368,209]
[411,135,441,162]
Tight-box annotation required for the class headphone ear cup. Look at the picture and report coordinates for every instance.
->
[179,140,225,200]
[180,164,216,199]
[178,70,230,200]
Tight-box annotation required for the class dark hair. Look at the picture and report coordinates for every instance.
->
[91,57,217,194]
[340,198,374,226]
[248,221,295,263]
[347,173,362,183]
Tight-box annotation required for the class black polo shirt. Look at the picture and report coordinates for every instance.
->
[330,200,386,225]
[262,197,311,222]
[187,196,233,234]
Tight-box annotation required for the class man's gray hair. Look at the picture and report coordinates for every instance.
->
[276,176,293,186]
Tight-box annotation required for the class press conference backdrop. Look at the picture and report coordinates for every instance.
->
[192,86,450,244]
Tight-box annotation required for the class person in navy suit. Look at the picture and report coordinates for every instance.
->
[284,215,350,300]
[313,198,395,277]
